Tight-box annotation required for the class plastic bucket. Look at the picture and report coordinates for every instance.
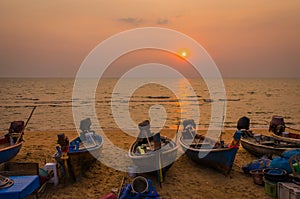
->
[263,168,288,182]
[250,169,264,186]
[132,176,148,193]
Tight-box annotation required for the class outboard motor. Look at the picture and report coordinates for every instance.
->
[182,119,196,139]
[8,121,25,143]
[137,120,152,144]
[236,116,253,138]
[269,116,285,135]
[237,116,250,130]
[80,118,92,132]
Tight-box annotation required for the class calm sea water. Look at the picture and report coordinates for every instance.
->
[0,78,299,131]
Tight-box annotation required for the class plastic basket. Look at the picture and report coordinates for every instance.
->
[264,177,277,198]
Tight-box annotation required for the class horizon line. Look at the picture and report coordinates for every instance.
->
[0,76,299,79]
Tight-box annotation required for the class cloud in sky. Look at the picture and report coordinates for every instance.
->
[117,17,170,26]
[117,17,143,26]
[156,18,169,25]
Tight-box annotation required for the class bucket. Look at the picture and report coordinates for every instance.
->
[263,168,288,182]
[250,169,264,186]
[128,165,138,178]
[132,176,148,193]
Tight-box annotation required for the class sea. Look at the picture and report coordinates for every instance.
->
[0,78,299,132]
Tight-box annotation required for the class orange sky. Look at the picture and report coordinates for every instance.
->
[0,1,299,78]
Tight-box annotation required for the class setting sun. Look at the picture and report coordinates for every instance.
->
[179,50,188,58]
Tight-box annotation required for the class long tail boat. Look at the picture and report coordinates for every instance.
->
[0,131,23,164]
[0,107,36,163]
[53,118,103,181]
[241,131,300,157]
[179,119,242,174]
[128,120,178,175]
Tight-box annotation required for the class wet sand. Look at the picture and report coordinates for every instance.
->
[11,129,274,199]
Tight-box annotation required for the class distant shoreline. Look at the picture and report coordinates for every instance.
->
[0,77,300,79]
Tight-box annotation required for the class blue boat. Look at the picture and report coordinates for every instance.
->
[53,133,103,181]
[180,134,239,174]
[179,120,241,174]
[0,107,36,164]
[0,120,26,164]
[0,135,23,164]
[53,118,104,181]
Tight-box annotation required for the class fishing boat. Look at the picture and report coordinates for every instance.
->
[0,107,36,164]
[0,133,23,164]
[237,115,300,157]
[53,118,103,181]
[0,121,24,164]
[129,136,178,174]
[179,119,242,174]
[241,131,300,157]
[128,120,178,175]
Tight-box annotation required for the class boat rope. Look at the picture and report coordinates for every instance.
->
[117,174,126,198]
[175,121,180,144]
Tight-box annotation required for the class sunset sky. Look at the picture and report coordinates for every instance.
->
[0,1,299,78]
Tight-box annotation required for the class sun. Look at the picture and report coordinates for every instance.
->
[179,50,188,58]
[181,51,187,57]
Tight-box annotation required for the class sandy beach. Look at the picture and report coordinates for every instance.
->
[9,128,275,199]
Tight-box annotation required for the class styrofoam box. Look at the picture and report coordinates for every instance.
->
[278,182,300,199]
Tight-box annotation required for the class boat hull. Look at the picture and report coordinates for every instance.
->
[272,133,300,145]
[180,138,238,174]
[0,141,23,164]
[241,135,299,157]
[67,147,102,180]
[128,137,178,174]
[54,134,103,181]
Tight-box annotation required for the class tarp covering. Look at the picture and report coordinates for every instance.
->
[242,156,272,174]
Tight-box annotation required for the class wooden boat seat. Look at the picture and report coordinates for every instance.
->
[289,153,300,179]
